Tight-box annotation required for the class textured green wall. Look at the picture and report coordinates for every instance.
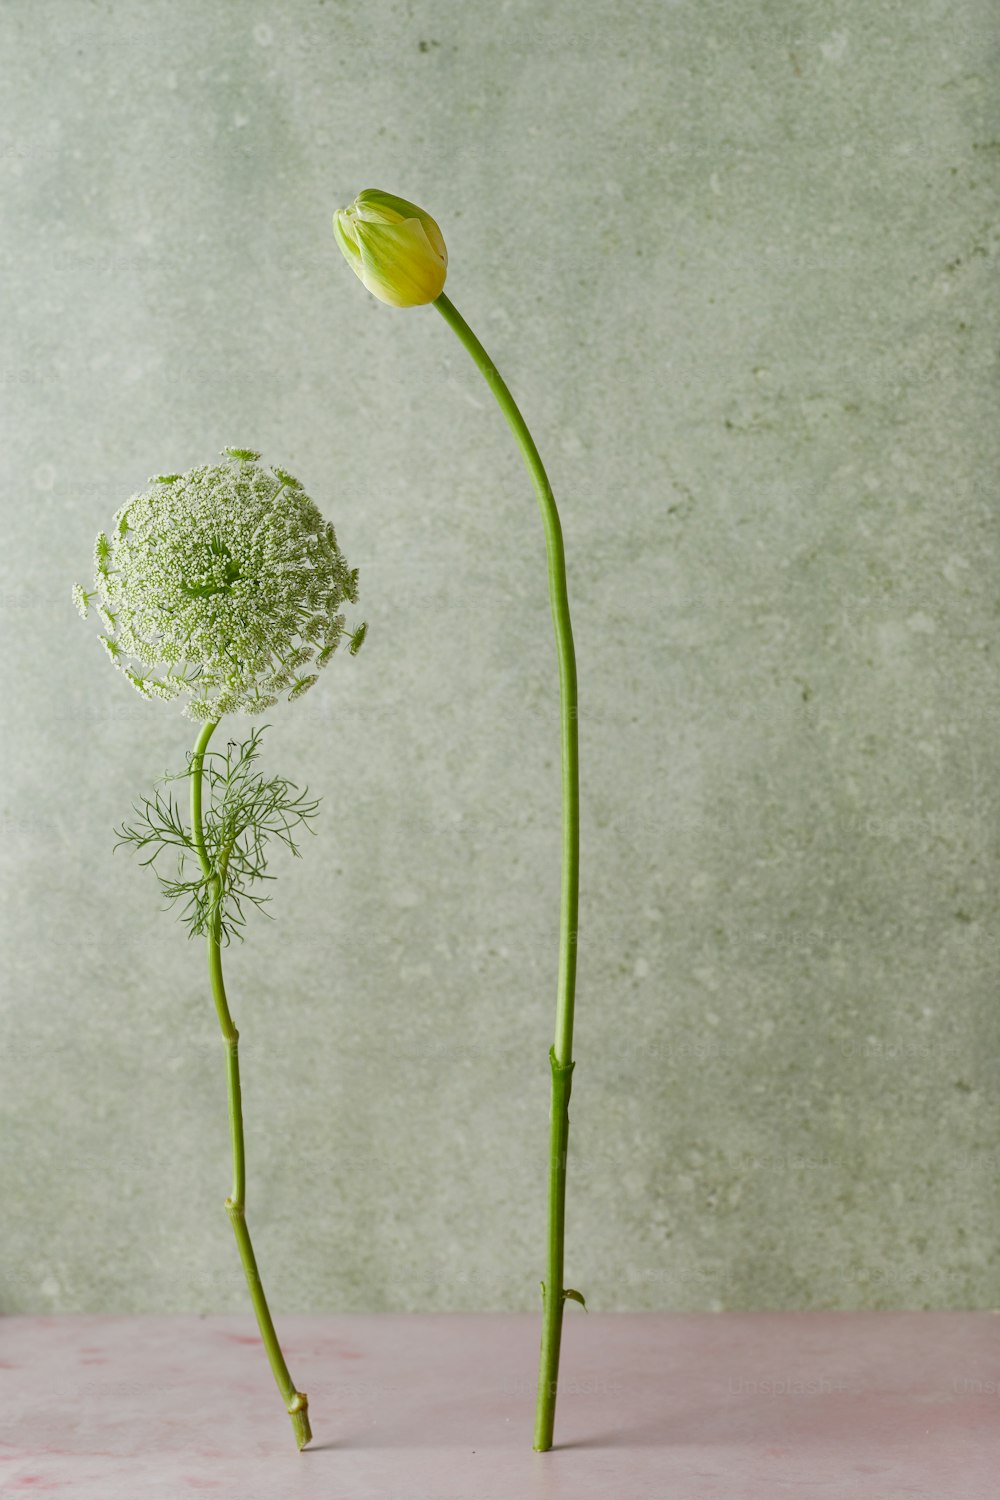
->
[1,0,997,1315]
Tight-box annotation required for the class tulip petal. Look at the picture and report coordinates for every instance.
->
[332,212,362,270]
[353,217,447,307]
[355,192,448,266]
[353,189,413,225]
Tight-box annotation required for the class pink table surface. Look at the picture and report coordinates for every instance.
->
[1,1311,997,1498]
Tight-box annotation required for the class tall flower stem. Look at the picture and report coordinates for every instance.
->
[190,719,312,1452]
[433,292,581,1452]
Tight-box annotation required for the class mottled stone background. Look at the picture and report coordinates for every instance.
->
[1,0,997,1315]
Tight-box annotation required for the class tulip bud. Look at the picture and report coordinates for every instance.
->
[333,189,448,308]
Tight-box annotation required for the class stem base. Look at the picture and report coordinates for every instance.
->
[288,1393,312,1450]
[533,1048,575,1451]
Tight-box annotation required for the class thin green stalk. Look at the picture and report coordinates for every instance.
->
[190,719,312,1452]
[433,292,581,1452]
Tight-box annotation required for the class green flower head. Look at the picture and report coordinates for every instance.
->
[74,449,366,719]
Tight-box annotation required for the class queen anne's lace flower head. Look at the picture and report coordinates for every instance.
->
[74,449,366,719]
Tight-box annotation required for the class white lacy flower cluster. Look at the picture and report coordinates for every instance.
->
[74,449,366,719]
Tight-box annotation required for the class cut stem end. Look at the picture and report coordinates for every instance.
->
[289,1394,312,1450]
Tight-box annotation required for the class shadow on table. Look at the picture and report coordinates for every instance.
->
[556,1388,976,1451]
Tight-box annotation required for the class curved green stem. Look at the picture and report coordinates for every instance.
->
[433,292,580,1452]
[190,720,312,1451]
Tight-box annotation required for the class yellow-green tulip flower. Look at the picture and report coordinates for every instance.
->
[333,189,448,307]
[332,187,584,1452]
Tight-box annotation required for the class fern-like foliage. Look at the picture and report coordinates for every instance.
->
[115,726,320,943]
